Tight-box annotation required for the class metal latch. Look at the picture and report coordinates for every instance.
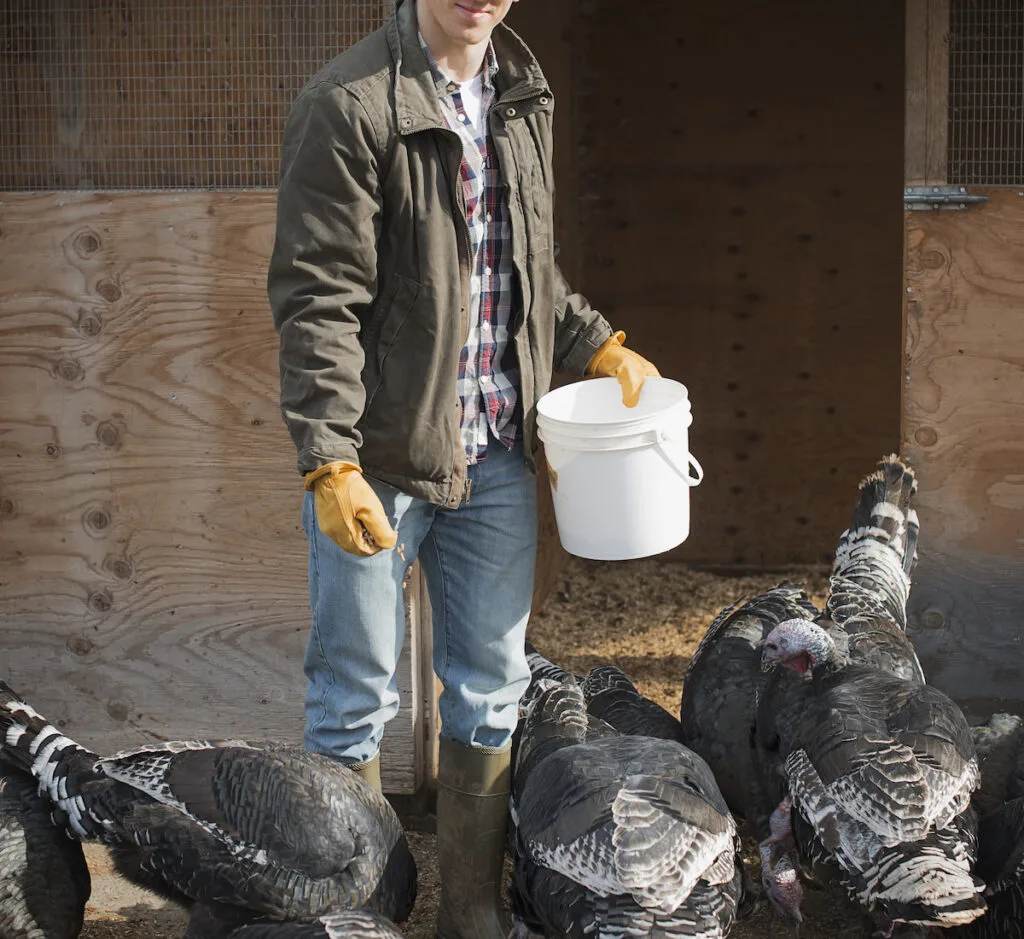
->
[904,185,988,210]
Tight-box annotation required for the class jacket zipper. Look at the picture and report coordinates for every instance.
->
[437,129,473,507]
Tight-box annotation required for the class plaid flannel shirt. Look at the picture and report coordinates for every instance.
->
[421,39,519,464]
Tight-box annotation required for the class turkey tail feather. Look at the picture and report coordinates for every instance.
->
[828,454,918,632]
[0,680,104,839]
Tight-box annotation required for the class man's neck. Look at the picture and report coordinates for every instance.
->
[417,9,490,82]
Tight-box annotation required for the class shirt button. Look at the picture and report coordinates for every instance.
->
[486,213,492,222]
[481,375,491,385]
[485,266,492,275]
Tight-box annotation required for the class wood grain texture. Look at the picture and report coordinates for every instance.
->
[576,0,905,565]
[904,0,950,186]
[903,189,1024,707]
[0,191,427,791]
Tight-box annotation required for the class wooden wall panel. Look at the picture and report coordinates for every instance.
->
[576,0,906,566]
[0,191,432,791]
[903,190,1024,712]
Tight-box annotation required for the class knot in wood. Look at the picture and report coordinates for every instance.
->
[96,279,122,303]
[95,421,121,448]
[72,229,101,258]
[88,588,114,613]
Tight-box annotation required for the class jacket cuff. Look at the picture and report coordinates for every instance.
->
[561,318,614,376]
[297,443,361,476]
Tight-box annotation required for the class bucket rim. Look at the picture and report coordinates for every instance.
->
[536,376,691,429]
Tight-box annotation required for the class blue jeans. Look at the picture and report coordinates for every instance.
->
[301,440,537,761]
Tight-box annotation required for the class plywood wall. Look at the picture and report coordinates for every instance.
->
[903,192,1024,713]
[575,0,907,566]
[0,192,440,791]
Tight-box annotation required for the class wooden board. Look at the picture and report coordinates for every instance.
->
[0,191,431,792]
[903,189,1024,712]
[904,0,950,187]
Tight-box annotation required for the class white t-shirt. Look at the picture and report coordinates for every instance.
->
[456,71,487,138]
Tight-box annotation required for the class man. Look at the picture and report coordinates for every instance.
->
[267,1,659,936]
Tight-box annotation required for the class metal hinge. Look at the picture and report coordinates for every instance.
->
[904,185,988,210]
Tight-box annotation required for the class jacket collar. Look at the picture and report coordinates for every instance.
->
[387,0,550,134]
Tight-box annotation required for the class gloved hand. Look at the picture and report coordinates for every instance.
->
[304,461,398,557]
[585,330,660,407]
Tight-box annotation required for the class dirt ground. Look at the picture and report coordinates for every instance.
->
[80,556,874,938]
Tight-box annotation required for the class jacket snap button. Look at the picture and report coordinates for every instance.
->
[539,96,549,105]
[505,107,516,118]
[401,117,412,128]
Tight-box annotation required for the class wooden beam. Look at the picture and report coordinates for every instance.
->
[905,0,950,185]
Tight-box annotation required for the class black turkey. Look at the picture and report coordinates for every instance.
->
[679,585,819,822]
[0,763,91,939]
[509,679,747,938]
[757,618,986,931]
[0,682,416,939]
[228,910,404,937]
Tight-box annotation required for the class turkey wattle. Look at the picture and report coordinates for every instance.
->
[0,763,91,939]
[509,679,747,938]
[0,682,416,939]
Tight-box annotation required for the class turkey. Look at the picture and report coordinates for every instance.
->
[524,641,685,743]
[228,910,404,937]
[969,711,1024,817]
[679,585,819,821]
[509,678,747,938]
[757,618,986,931]
[679,454,928,928]
[0,763,91,938]
[0,682,416,939]
[947,712,1024,939]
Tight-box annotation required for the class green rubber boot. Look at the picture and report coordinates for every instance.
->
[435,738,513,939]
[346,753,382,793]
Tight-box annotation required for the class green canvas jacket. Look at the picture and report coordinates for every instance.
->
[268,0,613,507]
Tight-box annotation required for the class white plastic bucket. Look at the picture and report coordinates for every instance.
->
[536,377,703,561]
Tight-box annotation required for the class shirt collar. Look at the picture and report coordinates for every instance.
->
[417,32,499,98]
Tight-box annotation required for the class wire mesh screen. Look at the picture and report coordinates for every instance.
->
[0,1,390,190]
[948,0,1024,185]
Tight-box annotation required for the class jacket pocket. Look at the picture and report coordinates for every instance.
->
[362,272,420,411]
[373,272,420,371]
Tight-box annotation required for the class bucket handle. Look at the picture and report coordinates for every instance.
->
[657,445,704,487]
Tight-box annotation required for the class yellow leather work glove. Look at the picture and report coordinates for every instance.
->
[304,461,398,557]
[585,330,660,408]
